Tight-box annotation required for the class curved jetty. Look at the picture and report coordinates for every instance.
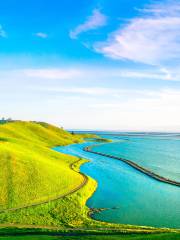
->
[84,146,180,187]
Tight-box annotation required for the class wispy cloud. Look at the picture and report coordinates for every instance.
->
[35,32,48,38]
[22,68,82,79]
[109,68,173,81]
[0,66,178,82]
[95,0,180,65]
[20,67,175,81]
[38,87,145,97]
[70,9,107,39]
[0,25,6,38]
[44,87,113,95]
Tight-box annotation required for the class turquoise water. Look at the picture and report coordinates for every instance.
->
[92,134,180,182]
[54,134,180,228]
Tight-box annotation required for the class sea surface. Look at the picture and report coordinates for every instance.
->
[53,132,180,228]
[92,133,180,182]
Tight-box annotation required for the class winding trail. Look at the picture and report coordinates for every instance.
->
[0,159,88,213]
[84,145,180,187]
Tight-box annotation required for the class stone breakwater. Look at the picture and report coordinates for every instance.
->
[84,146,180,187]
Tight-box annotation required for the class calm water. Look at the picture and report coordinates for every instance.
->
[54,133,180,228]
[92,134,180,182]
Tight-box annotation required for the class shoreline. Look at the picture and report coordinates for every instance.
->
[84,145,180,187]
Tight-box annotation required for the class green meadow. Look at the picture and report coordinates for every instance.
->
[0,121,179,238]
[0,121,85,210]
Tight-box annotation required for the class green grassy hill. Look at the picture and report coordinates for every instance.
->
[0,121,84,210]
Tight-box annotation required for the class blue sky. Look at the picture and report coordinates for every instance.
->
[1,0,180,130]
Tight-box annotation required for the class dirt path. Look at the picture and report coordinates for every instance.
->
[0,159,88,213]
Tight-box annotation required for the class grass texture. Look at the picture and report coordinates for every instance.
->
[0,121,84,210]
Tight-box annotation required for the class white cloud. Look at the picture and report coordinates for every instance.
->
[45,87,113,95]
[35,32,48,38]
[19,67,175,81]
[95,0,180,65]
[39,87,148,97]
[0,66,179,82]
[70,9,107,39]
[0,25,6,38]
[22,68,82,79]
[109,68,173,81]
[139,0,180,16]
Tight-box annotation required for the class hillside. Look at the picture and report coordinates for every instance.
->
[0,121,84,210]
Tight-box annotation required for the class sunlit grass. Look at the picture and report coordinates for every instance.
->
[0,121,84,210]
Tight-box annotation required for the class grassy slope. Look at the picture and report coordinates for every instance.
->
[0,121,84,210]
[0,121,99,228]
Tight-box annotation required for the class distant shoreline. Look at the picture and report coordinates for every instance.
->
[84,145,180,187]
